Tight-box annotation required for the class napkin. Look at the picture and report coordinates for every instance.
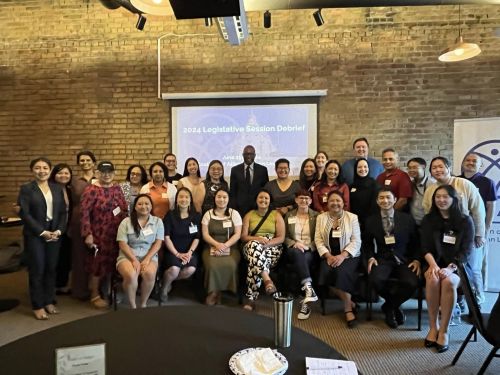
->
[236,348,286,375]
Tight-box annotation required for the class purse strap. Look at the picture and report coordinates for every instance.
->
[250,209,273,237]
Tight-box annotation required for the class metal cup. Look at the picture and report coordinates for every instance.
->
[273,292,293,348]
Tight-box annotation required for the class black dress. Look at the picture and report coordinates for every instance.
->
[349,175,379,231]
[163,211,202,269]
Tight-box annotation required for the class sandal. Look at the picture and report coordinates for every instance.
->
[90,296,109,309]
[45,304,60,314]
[243,299,256,312]
[33,309,49,320]
[263,280,277,295]
[345,310,357,328]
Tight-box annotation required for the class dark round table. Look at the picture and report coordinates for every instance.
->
[0,306,346,374]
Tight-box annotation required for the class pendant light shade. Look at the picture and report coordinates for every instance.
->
[438,36,481,62]
[130,0,171,16]
[438,5,481,62]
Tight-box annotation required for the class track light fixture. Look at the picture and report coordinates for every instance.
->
[263,10,271,29]
[204,17,213,27]
[136,14,147,30]
[313,9,324,27]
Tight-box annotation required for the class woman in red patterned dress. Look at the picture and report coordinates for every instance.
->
[81,161,128,308]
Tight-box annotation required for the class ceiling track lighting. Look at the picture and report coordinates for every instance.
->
[438,5,481,62]
[204,17,213,27]
[263,10,271,29]
[313,9,324,27]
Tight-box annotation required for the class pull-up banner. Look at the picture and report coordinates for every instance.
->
[454,117,500,291]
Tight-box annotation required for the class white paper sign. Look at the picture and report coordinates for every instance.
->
[56,343,106,375]
[306,357,357,375]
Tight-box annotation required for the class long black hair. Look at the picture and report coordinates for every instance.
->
[428,185,464,229]
[299,158,318,186]
[49,163,73,186]
[205,160,226,183]
[182,157,201,178]
[173,187,197,218]
[126,164,148,185]
[212,187,231,217]
[130,194,154,237]
[319,159,345,185]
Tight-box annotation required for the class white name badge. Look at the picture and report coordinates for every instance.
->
[142,227,154,236]
[112,206,121,216]
[322,195,328,203]
[331,229,341,238]
[161,193,169,199]
[189,224,198,234]
[173,180,179,186]
[443,234,456,244]
[384,235,396,245]
[222,220,232,228]
[350,188,357,192]
[384,179,391,186]
[288,217,297,224]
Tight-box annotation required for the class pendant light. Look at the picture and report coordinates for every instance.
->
[130,0,171,16]
[438,5,481,62]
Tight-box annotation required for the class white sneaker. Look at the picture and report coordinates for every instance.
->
[298,302,311,320]
[301,283,318,304]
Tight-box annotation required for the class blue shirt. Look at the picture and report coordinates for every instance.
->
[459,172,497,206]
[116,215,164,260]
[342,157,384,186]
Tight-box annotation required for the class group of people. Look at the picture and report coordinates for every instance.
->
[17,138,497,355]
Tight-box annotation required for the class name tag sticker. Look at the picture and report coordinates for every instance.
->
[112,206,121,216]
[189,224,198,234]
[443,234,456,244]
[173,180,179,186]
[288,217,297,224]
[350,188,357,192]
[322,195,328,203]
[222,220,232,228]
[142,227,154,236]
[331,229,341,238]
[384,235,396,245]
[161,193,169,199]
[384,179,391,186]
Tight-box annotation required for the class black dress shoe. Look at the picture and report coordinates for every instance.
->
[424,339,436,348]
[436,344,449,353]
[394,308,406,326]
[381,303,398,329]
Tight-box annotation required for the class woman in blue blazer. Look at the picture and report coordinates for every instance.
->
[18,157,67,320]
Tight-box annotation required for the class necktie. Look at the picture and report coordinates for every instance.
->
[383,216,393,235]
[245,166,251,186]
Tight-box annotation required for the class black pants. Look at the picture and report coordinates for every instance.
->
[25,234,61,309]
[56,234,72,288]
[369,258,419,309]
[286,247,315,284]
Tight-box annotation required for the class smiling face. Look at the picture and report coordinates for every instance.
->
[325,162,339,182]
[152,165,165,184]
[97,170,114,186]
[134,196,152,216]
[303,160,316,178]
[32,161,51,182]
[356,160,369,178]
[214,190,229,210]
[377,191,396,211]
[176,189,191,209]
[256,191,271,210]
[430,159,451,182]
[327,193,344,215]
[276,162,289,180]
[315,153,327,168]
[164,155,177,172]
[243,146,256,165]
[407,161,424,180]
[209,162,223,181]
[382,151,398,171]
[295,195,311,209]
[187,160,199,176]
[54,168,71,185]
[353,140,368,158]
[434,187,453,212]
[462,153,481,175]
[78,154,95,172]
[129,167,143,186]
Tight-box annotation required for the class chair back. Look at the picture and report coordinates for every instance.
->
[458,262,486,336]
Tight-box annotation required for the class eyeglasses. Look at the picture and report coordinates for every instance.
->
[130,172,142,177]
[277,168,289,171]
[297,197,311,201]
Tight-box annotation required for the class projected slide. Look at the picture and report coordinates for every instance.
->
[172,104,317,177]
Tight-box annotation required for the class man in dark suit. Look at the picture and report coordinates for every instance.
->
[363,188,421,328]
[229,145,269,216]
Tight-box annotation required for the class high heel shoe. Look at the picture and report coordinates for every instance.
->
[344,311,357,328]
[424,339,436,348]
[436,333,449,353]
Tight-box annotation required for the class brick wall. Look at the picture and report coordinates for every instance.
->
[1,1,499,235]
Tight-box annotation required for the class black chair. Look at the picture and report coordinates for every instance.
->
[452,263,500,375]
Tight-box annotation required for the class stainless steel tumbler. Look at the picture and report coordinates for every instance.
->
[273,293,293,348]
